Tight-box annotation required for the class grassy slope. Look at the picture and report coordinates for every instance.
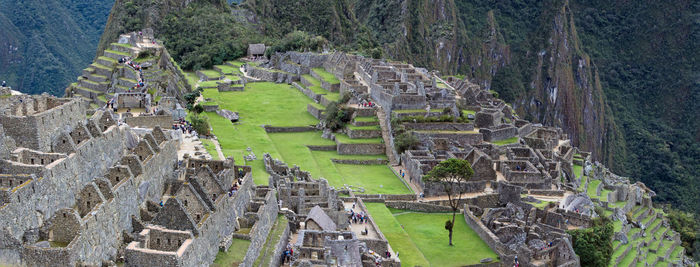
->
[366,203,499,267]
[202,82,410,194]
[212,239,251,267]
[200,139,220,160]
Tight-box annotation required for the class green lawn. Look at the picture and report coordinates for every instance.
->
[587,179,601,199]
[212,238,251,267]
[347,125,381,130]
[354,116,378,122]
[184,71,200,88]
[461,110,476,117]
[200,139,220,160]
[365,203,430,267]
[366,203,499,267]
[492,137,520,145]
[227,60,244,67]
[199,80,219,88]
[334,133,384,144]
[202,82,410,194]
[200,70,221,79]
[573,164,583,179]
[312,67,340,84]
[215,64,240,75]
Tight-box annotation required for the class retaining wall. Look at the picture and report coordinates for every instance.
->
[125,115,173,129]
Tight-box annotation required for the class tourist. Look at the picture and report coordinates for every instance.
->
[159,201,163,207]
[2,81,6,87]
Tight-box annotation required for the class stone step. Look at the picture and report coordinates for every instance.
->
[87,73,109,83]
[110,43,136,54]
[79,78,109,92]
[103,49,131,60]
[82,67,95,77]
[90,63,115,77]
[96,56,118,67]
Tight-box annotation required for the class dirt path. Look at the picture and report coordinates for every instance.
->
[211,138,225,160]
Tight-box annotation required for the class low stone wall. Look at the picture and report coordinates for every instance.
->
[425,194,500,209]
[247,66,296,84]
[307,103,324,120]
[403,123,474,131]
[310,69,340,93]
[306,145,337,151]
[423,181,486,197]
[202,104,218,112]
[336,143,385,155]
[346,128,382,139]
[330,159,388,165]
[354,108,376,117]
[529,189,565,197]
[292,82,319,102]
[479,125,518,142]
[125,115,173,129]
[196,71,220,81]
[355,198,390,256]
[413,131,483,146]
[263,126,316,133]
[385,201,452,213]
[463,207,511,257]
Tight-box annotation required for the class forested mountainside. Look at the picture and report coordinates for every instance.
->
[0,0,114,95]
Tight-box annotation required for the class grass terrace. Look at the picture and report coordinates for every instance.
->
[227,60,244,67]
[200,139,220,160]
[112,42,132,48]
[334,133,383,144]
[202,82,409,194]
[587,179,601,199]
[492,137,520,146]
[312,67,340,84]
[347,125,381,130]
[366,203,499,267]
[200,70,221,79]
[215,64,240,75]
[354,116,378,122]
[394,109,428,114]
[212,238,251,267]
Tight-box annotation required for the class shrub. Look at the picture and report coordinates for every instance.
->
[190,113,211,136]
[323,103,352,131]
[192,104,204,114]
[395,132,419,154]
[568,216,613,267]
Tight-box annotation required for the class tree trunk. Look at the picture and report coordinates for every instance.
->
[449,210,456,246]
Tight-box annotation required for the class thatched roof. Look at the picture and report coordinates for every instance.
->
[305,205,336,231]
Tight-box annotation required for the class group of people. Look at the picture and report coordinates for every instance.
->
[118,56,146,93]
[348,209,368,225]
[172,118,196,136]
[281,244,294,263]
[360,100,376,108]
[228,178,242,197]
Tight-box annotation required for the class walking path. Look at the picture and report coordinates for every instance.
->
[343,202,399,261]
[211,138,225,160]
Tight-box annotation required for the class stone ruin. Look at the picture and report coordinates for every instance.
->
[0,94,285,266]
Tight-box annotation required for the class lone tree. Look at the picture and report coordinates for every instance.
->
[424,158,474,246]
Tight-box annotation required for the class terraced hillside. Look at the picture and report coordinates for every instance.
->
[197,65,411,195]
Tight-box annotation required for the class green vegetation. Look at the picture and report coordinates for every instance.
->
[333,133,383,144]
[199,70,221,79]
[0,0,114,95]
[424,158,474,246]
[354,116,378,123]
[215,64,240,75]
[665,208,697,257]
[254,215,288,266]
[200,139,220,160]
[394,132,419,154]
[212,238,251,267]
[365,203,499,266]
[202,82,409,194]
[312,67,340,84]
[492,137,520,146]
[323,102,352,131]
[573,164,583,179]
[587,180,601,199]
[568,216,614,267]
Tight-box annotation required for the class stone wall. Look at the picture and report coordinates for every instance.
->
[463,207,511,257]
[403,123,474,131]
[307,104,324,120]
[0,97,85,151]
[413,131,483,146]
[263,126,316,133]
[240,190,279,267]
[423,180,486,197]
[330,159,388,165]
[479,125,518,142]
[336,143,385,155]
[384,201,453,213]
[247,66,296,84]
[346,128,382,139]
[125,115,173,129]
